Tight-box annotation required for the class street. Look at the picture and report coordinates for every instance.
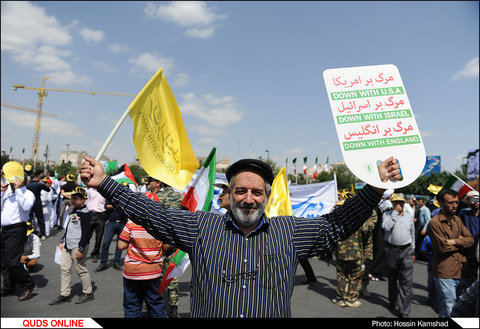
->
[1,225,449,323]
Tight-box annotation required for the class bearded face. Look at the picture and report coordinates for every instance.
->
[230,193,268,228]
[228,171,270,229]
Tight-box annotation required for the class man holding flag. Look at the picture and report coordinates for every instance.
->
[83,68,401,317]
[80,155,401,317]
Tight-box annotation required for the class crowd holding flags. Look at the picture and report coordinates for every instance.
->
[4,67,478,299]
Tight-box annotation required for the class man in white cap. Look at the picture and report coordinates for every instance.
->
[382,193,415,318]
[1,161,36,301]
[80,155,401,317]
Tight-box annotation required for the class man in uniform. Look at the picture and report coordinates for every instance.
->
[333,198,364,308]
[148,177,184,318]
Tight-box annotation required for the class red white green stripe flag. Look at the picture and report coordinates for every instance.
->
[158,249,190,294]
[181,147,217,212]
[159,147,216,294]
[443,173,473,200]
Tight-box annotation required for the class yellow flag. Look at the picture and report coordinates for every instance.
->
[128,69,199,190]
[265,167,293,217]
[427,184,443,195]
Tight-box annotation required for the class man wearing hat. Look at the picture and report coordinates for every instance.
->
[80,155,401,317]
[1,161,37,301]
[50,186,94,305]
[382,193,415,318]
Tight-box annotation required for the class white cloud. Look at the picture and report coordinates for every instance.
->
[172,73,190,87]
[128,51,175,76]
[451,57,479,80]
[144,1,227,39]
[109,43,129,53]
[1,109,83,137]
[179,93,244,128]
[92,61,118,73]
[185,26,215,39]
[79,27,106,45]
[47,71,92,87]
[0,1,91,87]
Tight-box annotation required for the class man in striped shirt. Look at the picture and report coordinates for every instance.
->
[80,156,400,318]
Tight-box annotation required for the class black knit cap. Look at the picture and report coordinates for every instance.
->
[226,159,274,185]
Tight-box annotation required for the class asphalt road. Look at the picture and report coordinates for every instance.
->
[0,225,448,322]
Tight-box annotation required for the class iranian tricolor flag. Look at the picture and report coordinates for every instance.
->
[159,147,216,294]
[111,163,137,185]
[312,157,318,179]
[293,157,297,175]
[158,249,190,294]
[323,156,330,174]
[181,147,217,212]
[303,157,308,175]
[443,174,472,200]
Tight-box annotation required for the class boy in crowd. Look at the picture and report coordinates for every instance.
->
[50,187,94,305]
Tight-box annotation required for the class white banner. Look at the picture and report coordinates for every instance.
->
[289,179,337,218]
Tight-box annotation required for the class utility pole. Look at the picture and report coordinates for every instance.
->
[43,144,49,175]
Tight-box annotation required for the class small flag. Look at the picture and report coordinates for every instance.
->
[323,156,330,174]
[181,147,217,212]
[111,163,137,185]
[293,157,297,175]
[443,174,472,200]
[158,248,190,295]
[427,184,443,195]
[312,157,318,179]
[303,157,308,175]
[100,160,118,175]
[265,167,292,217]
[128,69,199,190]
[21,148,25,166]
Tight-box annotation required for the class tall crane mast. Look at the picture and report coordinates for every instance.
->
[12,77,136,160]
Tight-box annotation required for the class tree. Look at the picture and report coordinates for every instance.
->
[128,163,147,184]
[55,161,76,177]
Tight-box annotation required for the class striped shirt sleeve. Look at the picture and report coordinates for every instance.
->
[98,176,200,253]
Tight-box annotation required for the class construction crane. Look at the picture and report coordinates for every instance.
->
[12,76,136,160]
[1,102,57,117]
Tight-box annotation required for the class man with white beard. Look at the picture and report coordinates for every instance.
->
[80,156,401,318]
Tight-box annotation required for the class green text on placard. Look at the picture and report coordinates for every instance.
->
[343,134,421,151]
[336,109,412,124]
[331,87,405,100]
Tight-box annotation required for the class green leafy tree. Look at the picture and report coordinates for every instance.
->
[128,163,147,184]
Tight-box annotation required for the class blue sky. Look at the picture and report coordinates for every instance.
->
[1,1,478,174]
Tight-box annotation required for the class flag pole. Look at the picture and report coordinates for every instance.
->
[450,172,476,192]
[95,107,132,161]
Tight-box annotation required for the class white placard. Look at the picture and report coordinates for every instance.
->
[323,64,425,188]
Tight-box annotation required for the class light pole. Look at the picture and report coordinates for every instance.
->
[265,150,270,162]
[66,144,70,163]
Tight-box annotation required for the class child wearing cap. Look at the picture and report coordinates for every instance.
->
[50,187,94,305]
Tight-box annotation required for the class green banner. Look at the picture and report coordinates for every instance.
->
[331,86,405,100]
[336,109,412,124]
[343,135,421,151]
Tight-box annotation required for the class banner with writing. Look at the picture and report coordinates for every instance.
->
[323,64,425,188]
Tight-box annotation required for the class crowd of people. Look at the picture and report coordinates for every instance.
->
[1,162,183,318]
[2,157,479,318]
[360,187,479,318]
